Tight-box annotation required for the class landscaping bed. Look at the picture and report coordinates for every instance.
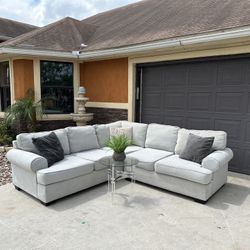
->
[0,151,11,186]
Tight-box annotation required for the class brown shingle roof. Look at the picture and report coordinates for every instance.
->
[81,0,250,51]
[2,0,250,52]
[0,17,37,40]
[0,17,97,52]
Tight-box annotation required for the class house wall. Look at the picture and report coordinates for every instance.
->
[13,59,34,100]
[80,58,128,103]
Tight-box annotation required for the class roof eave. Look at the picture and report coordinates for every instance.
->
[78,26,250,60]
[0,47,78,59]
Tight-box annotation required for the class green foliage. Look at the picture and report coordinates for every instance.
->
[0,121,13,146]
[106,135,132,153]
[4,97,43,135]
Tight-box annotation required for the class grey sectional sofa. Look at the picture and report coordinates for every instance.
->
[6,121,233,205]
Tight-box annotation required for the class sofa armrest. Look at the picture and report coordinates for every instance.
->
[6,149,48,172]
[201,148,233,172]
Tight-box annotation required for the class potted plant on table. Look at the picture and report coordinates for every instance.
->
[106,135,132,161]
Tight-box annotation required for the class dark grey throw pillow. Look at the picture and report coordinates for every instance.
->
[179,133,214,164]
[32,132,64,167]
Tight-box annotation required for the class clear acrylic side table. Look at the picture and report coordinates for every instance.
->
[99,156,138,202]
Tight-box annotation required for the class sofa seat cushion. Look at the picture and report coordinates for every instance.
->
[155,155,213,185]
[128,148,173,171]
[73,149,113,171]
[125,145,143,154]
[37,155,94,185]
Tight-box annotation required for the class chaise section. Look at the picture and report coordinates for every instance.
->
[128,148,173,171]
[37,155,94,185]
[155,155,213,185]
[6,149,48,172]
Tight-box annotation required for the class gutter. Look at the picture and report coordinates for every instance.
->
[0,35,12,41]
[0,47,78,59]
[1,26,250,60]
[79,26,250,60]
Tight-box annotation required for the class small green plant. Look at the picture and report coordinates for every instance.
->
[106,135,132,153]
[4,98,43,135]
[0,121,13,146]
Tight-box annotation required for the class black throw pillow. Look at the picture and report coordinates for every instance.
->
[32,132,64,167]
[179,133,215,164]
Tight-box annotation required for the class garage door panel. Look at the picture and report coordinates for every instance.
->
[217,59,249,85]
[138,56,250,174]
[214,119,242,141]
[188,62,217,86]
[186,117,212,130]
[165,92,186,110]
[188,92,213,111]
[142,92,162,109]
[215,92,246,113]
[163,115,185,127]
[164,64,187,86]
[243,150,250,173]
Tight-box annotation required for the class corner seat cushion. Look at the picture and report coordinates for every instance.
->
[155,155,213,185]
[37,155,94,185]
[121,121,148,147]
[125,145,143,154]
[128,148,173,171]
[73,148,113,171]
[102,146,142,154]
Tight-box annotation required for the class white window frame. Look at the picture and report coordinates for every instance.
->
[34,59,80,120]
[0,58,14,118]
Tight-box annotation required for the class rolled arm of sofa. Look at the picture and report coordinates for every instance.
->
[6,149,48,172]
[201,148,233,172]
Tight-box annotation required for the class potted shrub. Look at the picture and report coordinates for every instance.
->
[106,135,132,161]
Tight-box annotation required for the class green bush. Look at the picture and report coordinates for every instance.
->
[0,121,13,146]
[4,98,43,136]
[106,135,132,153]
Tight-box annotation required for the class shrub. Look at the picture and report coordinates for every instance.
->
[0,121,13,146]
[4,98,43,136]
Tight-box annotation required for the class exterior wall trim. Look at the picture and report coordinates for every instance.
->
[86,102,128,109]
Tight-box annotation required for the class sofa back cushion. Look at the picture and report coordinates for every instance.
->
[67,126,99,153]
[94,121,121,147]
[145,124,180,152]
[175,128,227,155]
[121,121,148,147]
[16,129,70,155]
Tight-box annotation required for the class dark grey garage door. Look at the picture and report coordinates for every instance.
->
[136,55,250,175]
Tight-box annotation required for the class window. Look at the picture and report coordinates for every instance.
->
[40,61,74,114]
[0,61,11,112]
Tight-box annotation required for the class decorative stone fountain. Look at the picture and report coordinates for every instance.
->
[70,87,93,126]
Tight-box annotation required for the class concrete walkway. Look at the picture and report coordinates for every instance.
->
[0,173,249,250]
